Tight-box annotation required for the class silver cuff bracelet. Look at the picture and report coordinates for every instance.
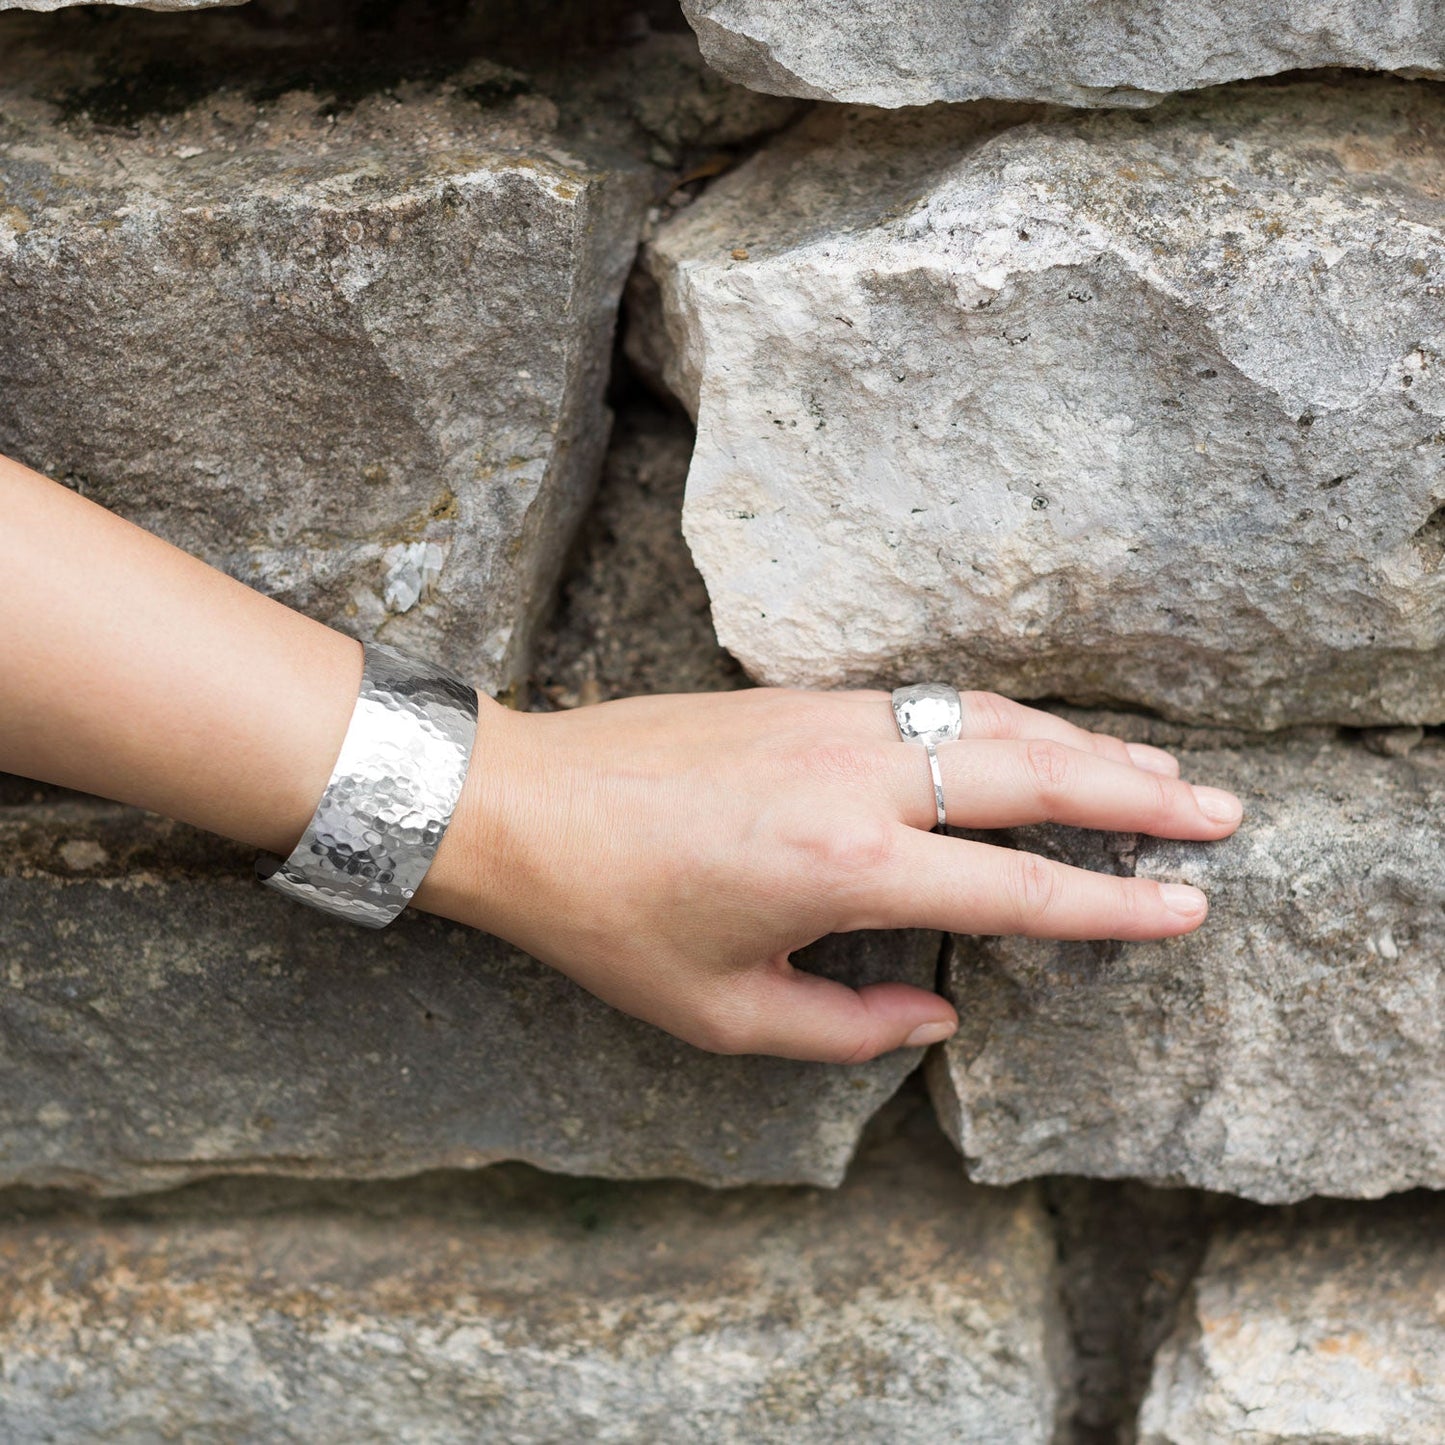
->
[254,640,480,929]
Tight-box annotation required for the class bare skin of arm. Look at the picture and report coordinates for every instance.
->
[0,450,1243,1063]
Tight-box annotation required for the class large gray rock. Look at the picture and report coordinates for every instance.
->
[0,1092,1066,1444]
[0,36,652,696]
[925,728,1445,1204]
[1140,1198,1445,1443]
[680,0,1445,107]
[635,83,1445,729]
[0,797,939,1193]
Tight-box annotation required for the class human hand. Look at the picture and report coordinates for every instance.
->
[415,687,1244,1063]
[0,456,1238,1065]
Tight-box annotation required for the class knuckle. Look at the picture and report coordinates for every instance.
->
[810,813,896,877]
[1094,731,1134,764]
[965,690,1017,738]
[1024,738,1076,799]
[1007,851,1061,924]
[833,1032,879,1067]
[1112,876,1149,931]
[1145,769,1180,822]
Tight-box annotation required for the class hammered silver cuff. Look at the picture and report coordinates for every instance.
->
[254,640,480,929]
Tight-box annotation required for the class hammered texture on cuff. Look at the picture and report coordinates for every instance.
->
[254,641,479,929]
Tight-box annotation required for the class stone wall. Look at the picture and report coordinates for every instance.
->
[0,2,1440,1440]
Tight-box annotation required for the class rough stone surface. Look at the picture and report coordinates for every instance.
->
[0,23,654,695]
[1139,1197,1445,1443]
[0,1088,1066,1444]
[680,0,1445,108]
[0,796,939,1194]
[529,397,749,707]
[925,728,1445,1203]
[636,83,1445,728]
[1046,1178,1225,1445]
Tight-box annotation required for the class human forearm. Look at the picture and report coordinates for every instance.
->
[2,451,388,857]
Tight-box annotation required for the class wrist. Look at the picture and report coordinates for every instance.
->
[258,641,487,929]
[408,688,523,934]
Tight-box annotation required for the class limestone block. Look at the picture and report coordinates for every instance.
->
[1139,1199,1445,1442]
[0,1097,1064,1443]
[0,41,652,695]
[0,798,939,1193]
[680,0,1445,107]
[636,83,1445,728]
[925,731,1445,1203]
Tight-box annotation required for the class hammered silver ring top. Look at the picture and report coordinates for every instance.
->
[891,684,963,830]
[892,684,963,746]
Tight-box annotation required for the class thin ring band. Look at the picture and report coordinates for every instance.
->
[925,742,947,829]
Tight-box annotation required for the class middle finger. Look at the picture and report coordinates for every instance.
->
[836,687,1180,776]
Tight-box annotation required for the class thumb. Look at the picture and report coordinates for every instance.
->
[726,958,959,1063]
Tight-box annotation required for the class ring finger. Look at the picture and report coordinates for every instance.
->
[886,736,1243,838]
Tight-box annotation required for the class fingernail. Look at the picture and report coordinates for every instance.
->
[1125,742,1177,775]
[905,1020,957,1048]
[1159,882,1208,917]
[1192,785,1243,824]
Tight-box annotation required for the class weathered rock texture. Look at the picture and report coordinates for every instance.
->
[636,83,1445,728]
[1139,1197,1445,1442]
[0,30,654,695]
[680,0,1445,108]
[530,398,749,706]
[1045,1177,1223,1444]
[1,0,235,10]
[926,727,1445,1203]
[0,798,939,1193]
[0,1090,1066,1444]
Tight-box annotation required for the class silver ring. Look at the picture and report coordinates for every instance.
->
[923,743,947,829]
[892,685,963,830]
